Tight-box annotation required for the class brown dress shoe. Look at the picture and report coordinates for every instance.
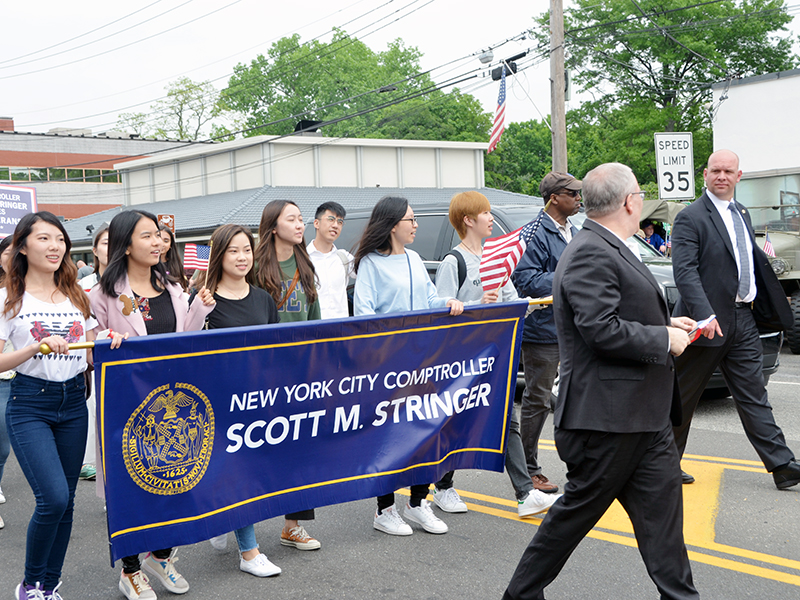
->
[531,474,559,494]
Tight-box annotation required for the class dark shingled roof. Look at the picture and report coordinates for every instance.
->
[64,186,543,247]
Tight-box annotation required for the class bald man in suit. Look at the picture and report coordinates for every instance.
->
[671,149,799,489]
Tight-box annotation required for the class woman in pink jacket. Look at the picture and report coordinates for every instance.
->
[89,210,214,600]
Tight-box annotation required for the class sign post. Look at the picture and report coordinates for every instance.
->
[654,132,695,200]
[157,214,175,233]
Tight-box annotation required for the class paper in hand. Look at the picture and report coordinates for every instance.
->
[688,315,716,343]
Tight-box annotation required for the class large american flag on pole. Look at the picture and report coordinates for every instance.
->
[479,210,547,291]
[487,65,506,154]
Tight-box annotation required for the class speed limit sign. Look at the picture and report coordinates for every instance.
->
[654,132,695,200]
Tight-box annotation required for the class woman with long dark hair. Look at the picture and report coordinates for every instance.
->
[254,200,320,322]
[353,195,463,537]
[158,225,188,292]
[253,200,322,550]
[197,224,283,576]
[0,236,14,532]
[0,212,103,600]
[90,210,214,600]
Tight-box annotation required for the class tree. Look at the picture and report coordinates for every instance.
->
[484,120,553,195]
[117,77,223,140]
[220,30,491,142]
[531,0,796,190]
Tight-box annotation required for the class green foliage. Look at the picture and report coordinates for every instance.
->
[116,77,223,140]
[484,120,553,195]
[220,30,491,141]
[496,1,798,197]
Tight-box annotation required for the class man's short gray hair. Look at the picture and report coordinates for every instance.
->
[582,163,638,218]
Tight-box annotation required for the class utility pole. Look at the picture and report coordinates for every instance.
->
[550,0,567,172]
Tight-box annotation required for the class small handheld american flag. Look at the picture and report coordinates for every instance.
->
[479,210,546,291]
[763,231,776,257]
[183,243,211,270]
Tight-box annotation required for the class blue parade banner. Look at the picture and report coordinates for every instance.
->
[0,184,37,238]
[94,303,526,562]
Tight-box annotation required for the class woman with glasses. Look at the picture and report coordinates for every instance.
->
[352,195,463,537]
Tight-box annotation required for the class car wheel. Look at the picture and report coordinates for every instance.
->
[787,290,800,354]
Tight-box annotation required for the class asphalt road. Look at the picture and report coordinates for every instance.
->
[1,347,800,600]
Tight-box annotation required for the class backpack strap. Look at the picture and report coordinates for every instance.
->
[442,250,467,291]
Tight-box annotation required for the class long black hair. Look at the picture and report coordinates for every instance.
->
[353,196,409,272]
[254,200,317,305]
[3,211,91,319]
[206,224,256,294]
[100,210,174,298]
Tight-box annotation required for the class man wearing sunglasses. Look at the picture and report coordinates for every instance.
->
[511,172,582,495]
[307,201,354,319]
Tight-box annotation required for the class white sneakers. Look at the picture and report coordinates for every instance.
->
[373,501,450,535]
[239,553,281,577]
[432,487,468,513]
[0,485,6,503]
[518,489,561,518]
[404,500,448,534]
[373,505,413,536]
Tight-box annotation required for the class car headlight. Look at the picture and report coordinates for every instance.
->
[771,258,788,276]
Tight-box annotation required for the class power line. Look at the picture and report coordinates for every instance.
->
[0,0,197,70]
[9,0,377,118]
[0,0,169,66]
[0,0,247,81]
[16,0,429,128]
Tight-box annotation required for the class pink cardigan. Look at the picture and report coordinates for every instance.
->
[89,274,213,337]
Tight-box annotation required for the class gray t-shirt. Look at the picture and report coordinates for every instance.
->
[435,246,520,304]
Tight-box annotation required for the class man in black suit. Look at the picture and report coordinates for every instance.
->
[671,149,800,489]
[503,163,699,600]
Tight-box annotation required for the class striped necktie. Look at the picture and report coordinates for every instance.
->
[728,202,750,300]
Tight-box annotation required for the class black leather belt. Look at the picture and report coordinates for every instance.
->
[734,301,752,309]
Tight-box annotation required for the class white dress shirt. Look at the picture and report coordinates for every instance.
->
[545,212,574,244]
[707,191,756,303]
[307,240,354,319]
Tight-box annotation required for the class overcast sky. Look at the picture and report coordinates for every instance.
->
[2,0,797,137]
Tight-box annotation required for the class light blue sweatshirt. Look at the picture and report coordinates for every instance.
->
[354,249,451,315]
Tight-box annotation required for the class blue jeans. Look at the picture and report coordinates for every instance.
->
[0,378,11,484]
[234,525,258,553]
[7,373,87,589]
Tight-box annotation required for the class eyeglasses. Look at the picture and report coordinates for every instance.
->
[558,189,580,198]
[628,190,646,200]
[324,215,345,225]
[399,217,418,224]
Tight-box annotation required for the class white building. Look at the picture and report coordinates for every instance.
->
[115,134,487,206]
[712,68,800,208]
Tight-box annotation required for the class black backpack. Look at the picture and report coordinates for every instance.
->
[441,250,468,291]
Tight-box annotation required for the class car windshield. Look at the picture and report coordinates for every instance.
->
[497,208,663,258]
[736,176,800,232]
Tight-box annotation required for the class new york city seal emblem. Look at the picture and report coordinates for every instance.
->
[122,383,214,495]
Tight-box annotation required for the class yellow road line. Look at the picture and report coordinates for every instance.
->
[399,444,800,586]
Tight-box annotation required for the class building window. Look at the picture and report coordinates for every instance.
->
[0,166,121,184]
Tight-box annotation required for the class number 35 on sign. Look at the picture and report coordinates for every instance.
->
[654,132,695,200]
